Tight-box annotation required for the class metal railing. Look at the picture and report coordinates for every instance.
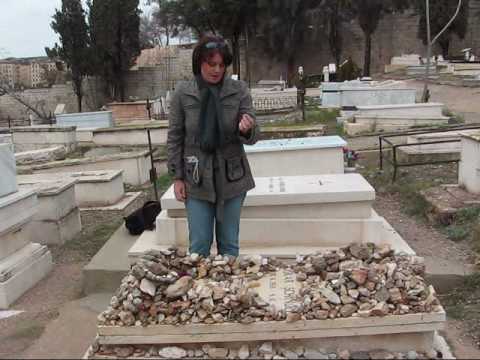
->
[379,124,480,182]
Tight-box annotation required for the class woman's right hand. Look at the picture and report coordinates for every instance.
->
[174,179,186,202]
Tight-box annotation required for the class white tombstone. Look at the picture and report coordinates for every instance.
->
[459,133,480,194]
[0,144,17,198]
[244,136,346,177]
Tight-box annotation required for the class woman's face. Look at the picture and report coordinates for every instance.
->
[201,52,225,84]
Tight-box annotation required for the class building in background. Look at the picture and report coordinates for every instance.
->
[0,57,60,89]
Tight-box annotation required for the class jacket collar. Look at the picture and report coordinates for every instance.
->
[183,77,240,100]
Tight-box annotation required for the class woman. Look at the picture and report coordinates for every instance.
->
[167,35,259,258]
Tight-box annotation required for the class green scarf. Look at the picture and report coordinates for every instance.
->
[196,75,225,153]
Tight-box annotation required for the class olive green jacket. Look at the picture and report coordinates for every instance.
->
[167,78,260,202]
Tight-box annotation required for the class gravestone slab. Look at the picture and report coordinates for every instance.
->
[244,136,346,177]
[0,188,37,237]
[56,111,113,129]
[163,174,375,219]
[0,144,17,198]
[459,133,480,194]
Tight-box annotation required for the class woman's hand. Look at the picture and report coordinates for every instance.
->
[239,113,255,135]
[174,179,186,202]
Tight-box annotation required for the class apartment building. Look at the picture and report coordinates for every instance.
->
[0,57,59,89]
[0,61,17,88]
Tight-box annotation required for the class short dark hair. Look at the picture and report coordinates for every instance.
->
[192,35,233,76]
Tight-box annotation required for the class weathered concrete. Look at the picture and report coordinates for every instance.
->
[83,225,135,295]
[245,136,346,177]
[18,150,151,186]
[15,146,67,165]
[10,126,77,152]
[0,143,17,198]
[459,133,480,194]
[56,111,113,129]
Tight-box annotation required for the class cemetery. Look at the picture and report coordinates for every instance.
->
[3,0,480,358]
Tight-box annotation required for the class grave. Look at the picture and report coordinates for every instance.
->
[344,116,449,136]
[15,146,67,165]
[244,136,346,177]
[343,103,448,136]
[20,178,82,245]
[8,125,77,153]
[17,170,143,223]
[56,111,113,130]
[321,81,415,108]
[0,144,52,308]
[356,103,444,117]
[0,143,17,198]
[90,122,168,146]
[18,149,152,186]
[91,245,446,358]
[459,132,480,194]
[90,129,448,357]
[129,174,414,259]
[398,129,479,164]
[0,134,12,145]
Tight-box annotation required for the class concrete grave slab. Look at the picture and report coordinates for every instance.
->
[19,150,150,186]
[26,207,82,245]
[0,134,12,145]
[15,146,67,165]
[245,136,346,177]
[459,133,480,194]
[18,169,125,207]
[356,103,444,117]
[18,180,77,221]
[0,224,31,261]
[0,143,17,198]
[163,174,375,219]
[0,243,52,308]
[0,188,37,237]
[154,210,400,251]
[56,111,113,129]
[11,126,77,153]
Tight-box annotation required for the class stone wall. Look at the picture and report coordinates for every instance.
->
[124,48,193,100]
[245,1,480,83]
[0,78,105,123]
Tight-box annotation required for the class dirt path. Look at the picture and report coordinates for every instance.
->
[0,263,84,358]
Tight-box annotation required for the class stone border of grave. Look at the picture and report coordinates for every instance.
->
[95,244,445,355]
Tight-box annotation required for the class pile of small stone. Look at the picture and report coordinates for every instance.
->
[89,342,443,359]
[97,243,442,327]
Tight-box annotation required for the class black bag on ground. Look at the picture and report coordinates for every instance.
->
[124,201,162,235]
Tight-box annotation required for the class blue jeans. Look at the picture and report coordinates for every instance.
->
[185,193,246,257]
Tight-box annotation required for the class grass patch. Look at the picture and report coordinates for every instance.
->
[156,173,173,192]
[441,207,480,243]
[261,107,340,128]
[50,218,124,263]
[441,273,480,344]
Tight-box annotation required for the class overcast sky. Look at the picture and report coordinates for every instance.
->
[0,0,151,59]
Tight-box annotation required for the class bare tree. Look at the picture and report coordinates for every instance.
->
[0,75,52,121]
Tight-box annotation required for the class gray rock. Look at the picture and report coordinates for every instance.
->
[140,278,157,297]
[165,276,193,299]
[304,349,329,359]
[158,346,187,358]
[238,345,250,360]
[351,351,370,360]
[319,287,341,304]
[407,351,418,360]
[375,287,390,302]
[259,342,274,356]
[340,304,358,317]
[114,346,134,358]
[208,347,229,359]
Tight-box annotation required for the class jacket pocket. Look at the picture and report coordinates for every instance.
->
[184,156,202,186]
[225,155,245,182]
